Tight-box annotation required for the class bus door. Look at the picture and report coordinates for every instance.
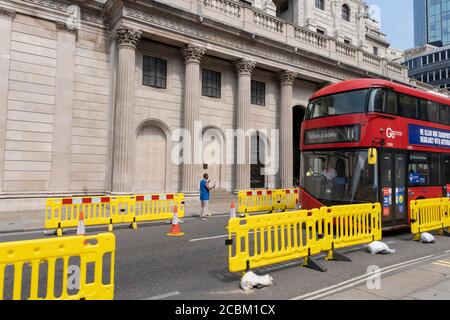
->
[380,151,409,228]
[445,155,450,198]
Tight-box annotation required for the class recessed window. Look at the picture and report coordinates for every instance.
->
[373,47,378,56]
[342,4,351,22]
[317,28,326,35]
[202,69,221,98]
[278,1,289,14]
[143,56,167,89]
[251,80,266,106]
[315,0,325,10]
[344,39,351,45]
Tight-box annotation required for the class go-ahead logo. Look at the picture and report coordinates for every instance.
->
[386,127,403,139]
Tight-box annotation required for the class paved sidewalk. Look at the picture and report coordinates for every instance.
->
[323,257,450,300]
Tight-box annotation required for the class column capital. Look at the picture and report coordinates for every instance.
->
[115,25,141,49]
[0,7,15,20]
[182,43,206,64]
[234,59,256,76]
[278,70,297,86]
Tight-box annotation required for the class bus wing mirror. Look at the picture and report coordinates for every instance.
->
[368,148,377,165]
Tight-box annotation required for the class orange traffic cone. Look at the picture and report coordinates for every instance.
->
[230,201,236,219]
[77,211,86,235]
[167,206,184,237]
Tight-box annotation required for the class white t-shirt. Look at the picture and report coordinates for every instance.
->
[321,168,337,181]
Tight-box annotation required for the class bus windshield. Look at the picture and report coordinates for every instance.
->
[306,89,369,119]
[300,150,378,206]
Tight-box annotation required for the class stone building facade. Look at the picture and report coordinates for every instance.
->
[0,0,427,212]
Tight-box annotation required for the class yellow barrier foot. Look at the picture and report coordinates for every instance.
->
[303,256,327,272]
[325,250,351,262]
[131,222,137,230]
[108,224,113,232]
[439,228,450,237]
[56,228,63,237]
[414,234,421,241]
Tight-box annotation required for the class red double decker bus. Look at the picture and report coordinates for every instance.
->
[299,79,450,230]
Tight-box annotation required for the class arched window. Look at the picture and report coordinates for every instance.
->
[315,0,325,10]
[342,4,351,22]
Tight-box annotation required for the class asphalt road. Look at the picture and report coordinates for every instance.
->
[1,214,450,300]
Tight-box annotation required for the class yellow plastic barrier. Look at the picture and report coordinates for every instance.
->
[410,198,449,240]
[46,196,131,236]
[0,233,115,300]
[46,193,185,236]
[226,208,323,273]
[131,193,185,222]
[237,190,275,214]
[237,189,299,214]
[320,203,382,260]
[226,202,382,273]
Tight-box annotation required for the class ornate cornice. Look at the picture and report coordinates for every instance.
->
[234,59,256,76]
[122,6,355,81]
[182,43,206,64]
[55,22,77,33]
[278,70,297,85]
[0,7,15,20]
[115,25,141,48]
[22,0,68,11]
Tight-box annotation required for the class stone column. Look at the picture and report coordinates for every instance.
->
[112,26,141,193]
[181,43,205,195]
[50,23,76,192]
[278,70,296,189]
[0,8,15,193]
[234,59,255,191]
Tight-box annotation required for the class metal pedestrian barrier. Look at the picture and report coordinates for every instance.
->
[410,198,450,240]
[237,188,299,215]
[226,208,324,273]
[226,203,382,273]
[46,193,185,236]
[320,203,382,261]
[0,233,115,300]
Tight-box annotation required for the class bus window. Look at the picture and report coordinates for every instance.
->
[441,105,450,125]
[369,88,385,112]
[408,152,441,186]
[445,156,450,184]
[419,100,439,123]
[368,89,396,114]
[399,94,419,119]
[306,89,369,119]
[385,90,397,114]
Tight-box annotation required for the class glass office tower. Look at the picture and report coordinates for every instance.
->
[414,0,450,47]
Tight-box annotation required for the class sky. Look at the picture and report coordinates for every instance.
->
[366,0,414,50]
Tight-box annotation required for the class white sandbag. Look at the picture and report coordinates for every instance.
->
[420,232,435,243]
[367,241,396,255]
[240,271,273,292]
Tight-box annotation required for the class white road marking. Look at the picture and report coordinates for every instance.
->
[291,252,450,300]
[141,291,180,300]
[190,234,228,242]
[190,230,256,242]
